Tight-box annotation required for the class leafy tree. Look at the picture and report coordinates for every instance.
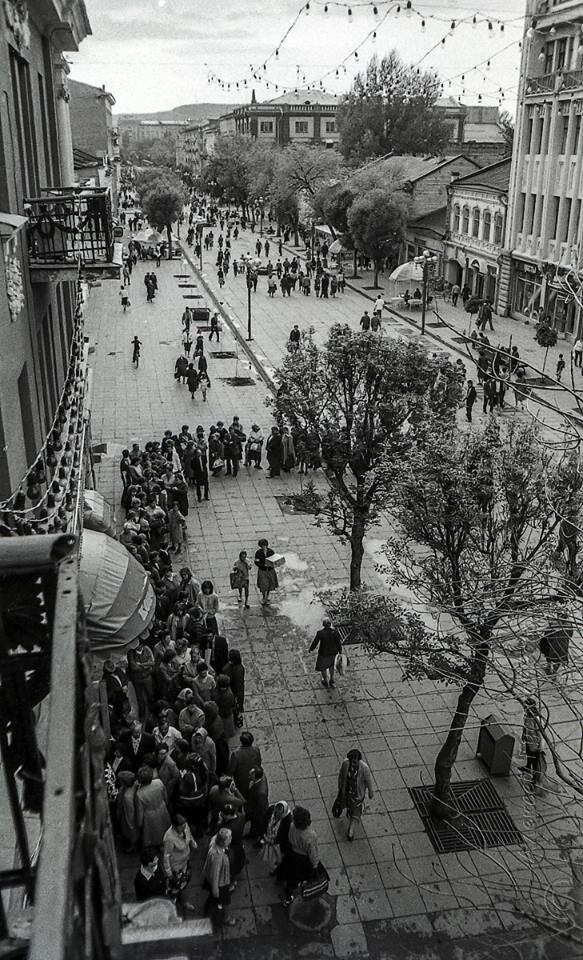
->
[499,110,515,153]
[313,181,359,274]
[271,144,345,241]
[337,51,449,164]
[141,179,186,257]
[135,168,175,204]
[328,424,582,816]
[270,325,463,590]
[347,187,410,287]
[535,321,558,372]
[199,136,251,211]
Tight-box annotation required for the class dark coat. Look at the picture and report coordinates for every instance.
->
[309,626,342,659]
[209,634,229,675]
[119,731,157,772]
[223,661,245,711]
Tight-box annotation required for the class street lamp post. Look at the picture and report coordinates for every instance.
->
[246,266,254,340]
[414,249,438,336]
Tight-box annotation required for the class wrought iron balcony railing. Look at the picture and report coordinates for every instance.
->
[25,187,115,271]
[525,69,583,96]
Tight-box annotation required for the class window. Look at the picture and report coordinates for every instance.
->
[544,41,554,74]
[551,197,560,239]
[259,120,274,133]
[472,207,481,238]
[482,210,492,241]
[556,37,567,70]
[294,120,309,134]
[574,114,582,154]
[453,204,460,232]
[493,213,503,244]
[527,117,534,153]
[18,363,37,467]
[560,114,570,154]
[9,50,40,197]
[461,205,470,234]
[325,120,336,133]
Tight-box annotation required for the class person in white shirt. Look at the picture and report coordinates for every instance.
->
[573,338,583,368]
[373,294,384,317]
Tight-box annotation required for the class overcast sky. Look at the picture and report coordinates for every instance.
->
[69,0,527,115]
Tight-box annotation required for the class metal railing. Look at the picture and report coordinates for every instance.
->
[525,69,583,96]
[0,535,121,959]
[25,187,115,267]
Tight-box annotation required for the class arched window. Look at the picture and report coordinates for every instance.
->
[453,204,460,232]
[472,206,481,238]
[482,210,492,242]
[493,213,503,244]
[461,205,470,234]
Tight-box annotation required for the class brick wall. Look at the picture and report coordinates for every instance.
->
[410,157,478,218]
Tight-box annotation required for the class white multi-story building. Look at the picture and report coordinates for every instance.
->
[499,0,583,334]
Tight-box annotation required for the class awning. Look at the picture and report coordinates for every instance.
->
[329,238,345,255]
[134,228,164,244]
[79,529,156,656]
[388,261,425,285]
[83,489,115,537]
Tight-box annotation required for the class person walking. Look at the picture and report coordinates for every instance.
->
[120,286,131,312]
[209,313,221,342]
[309,618,342,688]
[229,731,262,800]
[280,807,320,907]
[162,813,198,915]
[247,767,269,842]
[556,353,566,381]
[289,326,301,352]
[451,282,460,307]
[254,538,278,605]
[131,336,142,367]
[186,363,198,399]
[519,698,543,788]
[246,424,264,469]
[360,311,371,332]
[223,650,245,725]
[232,550,251,607]
[573,338,583,368]
[465,380,477,423]
[335,749,374,841]
[203,828,235,926]
[373,293,384,320]
[175,354,189,384]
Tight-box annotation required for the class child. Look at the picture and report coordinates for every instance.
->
[120,286,131,312]
[198,372,210,401]
[556,354,566,382]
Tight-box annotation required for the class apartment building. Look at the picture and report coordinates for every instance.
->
[231,89,340,147]
[499,0,583,334]
[69,78,119,210]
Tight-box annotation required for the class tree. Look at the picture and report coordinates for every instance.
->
[499,110,515,153]
[330,423,582,816]
[141,179,185,257]
[535,320,558,372]
[271,144,345,241]
[337,51,450,164]
[199,136,251,211]
[347,187,410,287]
[314,181,359,275]
[269,325,463,590]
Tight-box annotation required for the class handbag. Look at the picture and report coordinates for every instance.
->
[300,863,329,901]
[331,794,344,819]
[229,571,240,590]
[211,458,224,471]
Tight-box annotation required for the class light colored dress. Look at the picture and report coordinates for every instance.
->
[135,780,171,846]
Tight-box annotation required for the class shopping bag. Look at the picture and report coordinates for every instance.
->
[331,794,344,819]
[335,653,350,676]
[229,571,240,590]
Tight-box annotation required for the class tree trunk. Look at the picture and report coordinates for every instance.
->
[352,248,359,280]
[543,345,549,373]
[293,226,299,247]
[349,512,366,591]
[373,260,380,288]
[431,635,490,818]
[166,224,173,259]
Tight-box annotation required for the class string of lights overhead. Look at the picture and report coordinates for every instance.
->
[205,0,522,100]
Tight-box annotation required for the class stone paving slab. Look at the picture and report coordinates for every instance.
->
[84,227,583,958]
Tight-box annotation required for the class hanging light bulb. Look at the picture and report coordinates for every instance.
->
[396,4,400,14]
[486,59,490,70]
[275,49,279,57]
[538,46,545,60]
[500,23,504,32]
[472,15,477,28]
[441,36,446,45]
[450,20,456,30]
[324,3,328,9]
[355,50,359,58]
[526,27,534,39]
[348,7,352,18]
[305,1,310,13]
[488,21,494,37]
[335,69,339,77]
[406,0,412,17]
[373,4,378,15]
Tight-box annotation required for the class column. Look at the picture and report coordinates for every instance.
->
[52,57,75,187]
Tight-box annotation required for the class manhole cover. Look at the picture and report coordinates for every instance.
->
[183,294,203,299]
[218,376,256,387]
[409,779,523,854]
[211,351,237,359]
[288,894,333,931]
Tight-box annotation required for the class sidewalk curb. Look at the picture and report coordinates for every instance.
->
[178,242,278,395]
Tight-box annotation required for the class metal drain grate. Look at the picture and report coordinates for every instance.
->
[173,274,189,279]
[211,351,237,359]
[178,284,198,288]
[409,779,522,854]
[182,294,203,299]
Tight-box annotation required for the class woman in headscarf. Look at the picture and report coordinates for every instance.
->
[254,538,277,606]
[191,726,217,781]
[203,701,229,776]
[261,800,292,874]
[266,426,283,478]
[336,748,374,841]
[281,426,296,473]
[214,674,236,740]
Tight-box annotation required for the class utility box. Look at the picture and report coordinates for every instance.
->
[476,714,515,776]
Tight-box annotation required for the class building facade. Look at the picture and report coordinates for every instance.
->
[443,158,511,306]
[0,0,118,503]
[69,78,118,212]
[436,98,510,167]
[232,89,340,148]
[499,0,583,335]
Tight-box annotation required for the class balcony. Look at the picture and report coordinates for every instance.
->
[25,187,122,283]
[525,68,583,97]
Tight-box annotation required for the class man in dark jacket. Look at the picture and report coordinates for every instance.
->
[309,618,342,687]
[119,720,156,773]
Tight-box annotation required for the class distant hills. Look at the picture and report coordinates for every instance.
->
[115,103,242,124]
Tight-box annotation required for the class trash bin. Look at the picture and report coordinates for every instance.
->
[476,714,515,776]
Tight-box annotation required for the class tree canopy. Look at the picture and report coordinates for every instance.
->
[347,186,410,286]
[337,51,450,164]
[141,179,186,256]
[270,325,463,590]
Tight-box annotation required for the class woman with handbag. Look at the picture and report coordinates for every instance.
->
[335,749,374,841]
[199,579,220,635]
[231,550,251,607]
[254,538,278,605]
[261,800,291,874]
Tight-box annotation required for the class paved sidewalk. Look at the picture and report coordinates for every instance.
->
[83,232,582,959]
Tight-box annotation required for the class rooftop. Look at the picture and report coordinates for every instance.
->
[369,153,479,183]
[265,88,340,107]
[464,122,507,145]
[452,156,512,192]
